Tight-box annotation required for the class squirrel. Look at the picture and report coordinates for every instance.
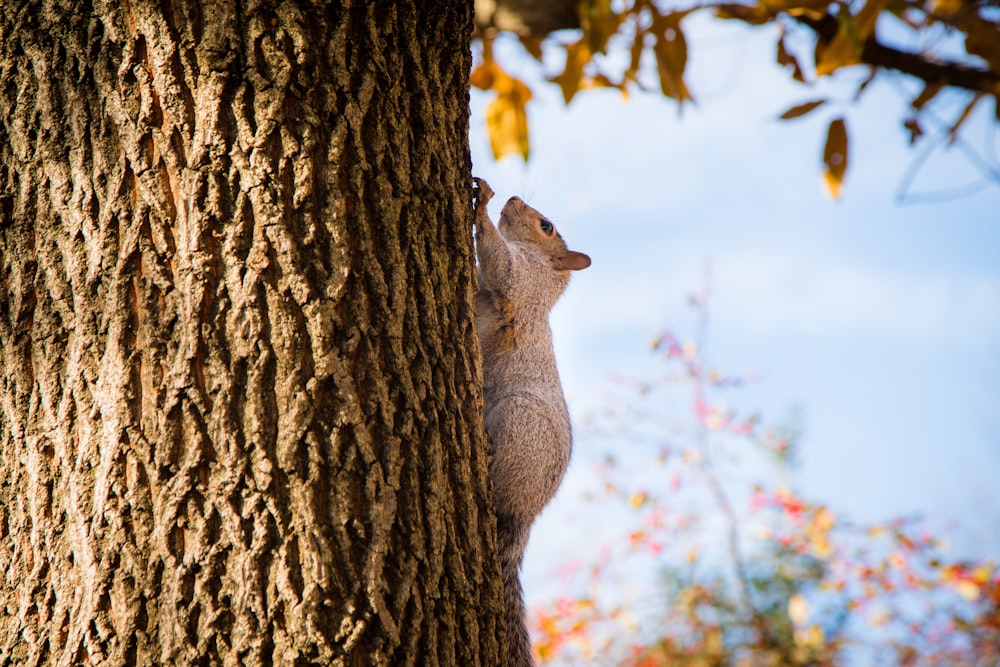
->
[472,178,591,667]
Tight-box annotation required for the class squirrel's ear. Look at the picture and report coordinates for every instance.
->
[551,251,591,271]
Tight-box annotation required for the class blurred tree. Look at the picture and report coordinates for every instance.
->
[529,286,1000,666]
[472,0,1000,197]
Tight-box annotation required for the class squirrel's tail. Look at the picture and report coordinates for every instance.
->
[497,514,534,667]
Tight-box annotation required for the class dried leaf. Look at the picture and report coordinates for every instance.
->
[714,3,772,24]
[581,0,623,55]
[469,62,495,91]
[624,27,646,83]
[965,19,1000,73]
[485,70,532,161]
[651,13,693,104]
[590,73,621,90]
[778,99,827,120]
[774,0,836,20]
[815,0,890,77]
[550,39,592,104]
[930,0,964,15]
[470,37,497,90]
[777,34,806,82]
[822,117,849,198]
[518,35,545,62]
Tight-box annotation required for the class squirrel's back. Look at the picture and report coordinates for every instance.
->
[472,180,590,667]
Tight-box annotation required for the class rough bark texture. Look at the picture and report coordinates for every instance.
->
[0,1,505,665]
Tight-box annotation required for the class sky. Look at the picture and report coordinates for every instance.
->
[467,14,1000,625]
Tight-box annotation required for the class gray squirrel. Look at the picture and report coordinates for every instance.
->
[472,178,591,667]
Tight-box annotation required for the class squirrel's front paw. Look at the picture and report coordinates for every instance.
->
[473,177,494,208]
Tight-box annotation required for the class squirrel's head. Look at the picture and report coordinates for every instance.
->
[498,197,591,272]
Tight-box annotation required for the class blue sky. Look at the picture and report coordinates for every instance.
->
[468,16,1000,619]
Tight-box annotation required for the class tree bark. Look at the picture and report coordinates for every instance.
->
[0,1,505,665]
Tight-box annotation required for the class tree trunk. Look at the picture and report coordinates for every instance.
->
[0,1,505,665]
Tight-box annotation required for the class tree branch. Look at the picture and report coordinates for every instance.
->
[797,13,1000,96]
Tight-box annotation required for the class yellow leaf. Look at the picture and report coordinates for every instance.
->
[972,563,995,585]
[815,0,891,77]
[956,580,980,601]
[550,39,592,105]
[794,624,825,649]
[470,62,495,91]
[472,34,497,90]
[788,593,809,626]
[814,506,836,529]
[485,72,532,161]
[581,0,623,54]
[930,0,963,14]
[624,29,646,85]
[822,117,848,198]
[630,492,648,508]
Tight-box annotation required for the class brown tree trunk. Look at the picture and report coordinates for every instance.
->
[0,1,505,665]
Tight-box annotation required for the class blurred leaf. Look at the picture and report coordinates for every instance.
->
[485,70,532,161]
[964,18,1000,73]
[652,13,693,104]
[470,37,497,90]
[777,33,806,82]
[930,0,964,15]
[624,27,646,85]
[773,0,835,20]
[714,3,773,24]
[518,34,545,62]
[956,579,981,601]
[778,99,827,120]
[469,62,495,90]
[788,592,810,625]
[581,0,623,54]
[550,39,592,104]
[822,117,848,198]
[816,0,890,77]
[590,73,622,91]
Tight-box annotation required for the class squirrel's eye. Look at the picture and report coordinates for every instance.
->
[539,220,553,235]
